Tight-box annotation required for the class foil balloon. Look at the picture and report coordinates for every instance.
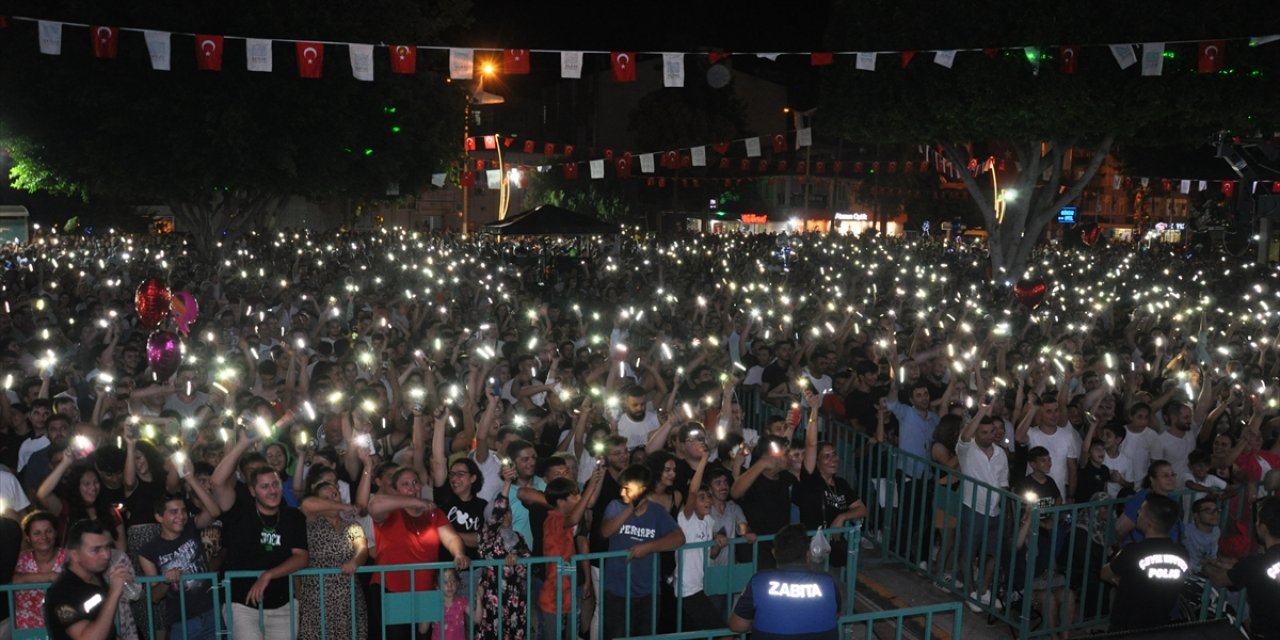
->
[135,279,171,331]
[146,330,183,381]
[1014,279,1048,309]
[170,291,199,336]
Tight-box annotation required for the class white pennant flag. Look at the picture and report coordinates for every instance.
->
[796,128,813,148]
[1198,180,1207,191]
[1140,177,1150,188]
[640,153,655,173]
[1141,43,1164,76]
[1112,175,1123,190]
[691,146,706,166]
[1110,44,1137,70]
[246,39,273,72]
[933,50,956,68]
[856,52,877,71]
[1250,35,1280,47]
[485,170,502,189]
[756,53,782,61]
[663,53,685,87]
[561,51,583,78]
[349,44,374,81]
[143,31,171,71]
[38,21,62,56]
[589,159,605,179]
[431,174,447,188]
[745,137,762,157]
[1180,180,1191,194]
[449,48,474,79]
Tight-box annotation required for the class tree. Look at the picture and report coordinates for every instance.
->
[521,166,633,222]
[0,0,471,256]
[820,0,1280,276]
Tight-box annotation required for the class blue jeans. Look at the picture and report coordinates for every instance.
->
[168,608,217,640]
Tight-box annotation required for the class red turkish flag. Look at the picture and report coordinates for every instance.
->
[195,35,224,71]
[296,42,324,79]
[662,150,679,169]
[390,45,417,74]
[712,142,730,155]
[719,157,730,169]
[1221,181,1235,197]
[564,144,575,157]
[1060,45,1079,75]
[523,140,536,154]
[872,161,881,173]
[91,26,118,59]
[795,161,806,174]
[658,178,666,188]
[564,163,579,179]
[920,161,930,173]
[464,137,477,151]
[543,143,556,157]
[1162,179,1172,192]
[708,51,732,64]
[777,160,788,172]
[459,171,475,187]
[833,161,844,174]
[482,136,497,150]
[604,149,614,161]
[611,52,636,82]
[772,134,786,153]
[758,159,769,173]
[1273,181,1280,193]
[680,154,691,168]
[740,159,752,172]
[504,48,530,74]
[888,161,898,173]
[811,52,834,66]
[646,177,655,187]
[815,161,826,174]
[901,51,916,68]
[904,161,915,174]
[503,137,514,148]
[475,159,486,171]
[1198,41,1225,74]
[616,157,631,178]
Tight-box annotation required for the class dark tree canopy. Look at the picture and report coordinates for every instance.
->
[0,0,471,254]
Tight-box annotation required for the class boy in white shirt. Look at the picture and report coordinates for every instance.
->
[675,447,725,631]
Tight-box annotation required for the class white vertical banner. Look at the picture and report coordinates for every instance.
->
[1140,177,1150,188]
[560,51,583,78]
[349,44,374,81]
[485,170,501,189]
[855,52,877,71]
[1198,180,1208,191]
[933,50,956,68]
[640,153,655,173]
[589,159,605,179]
[690,146,706,166]
[431,174,447,188]
[662,53,685,87]
[1180,180,1191,194]
[449,48,474,79]
[745,137,761,158]
[796,128,813,148]
[246,38,273,72]
[38,21,62,55]
[1141,42,1164,76]
[143,30,171,70]
[1110,44,1137,70]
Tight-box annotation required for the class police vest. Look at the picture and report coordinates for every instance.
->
[750,568,839,635]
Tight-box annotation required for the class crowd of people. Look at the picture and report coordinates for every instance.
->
[0,226,1277,640]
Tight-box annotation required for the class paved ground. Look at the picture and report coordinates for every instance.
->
[853,559,1014,640]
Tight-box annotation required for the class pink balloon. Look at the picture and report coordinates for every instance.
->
[146,330,183,381]
[169,291,199,336]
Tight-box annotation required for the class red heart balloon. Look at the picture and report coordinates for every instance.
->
[1082,226,1102,246]
[135,278,172,331]
[1015,279,1047,309]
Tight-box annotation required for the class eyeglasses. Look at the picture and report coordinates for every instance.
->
[448,471,471,478]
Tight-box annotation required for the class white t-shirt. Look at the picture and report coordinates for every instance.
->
[473,449,504,504]
[1103,449,1136,498]
[1151,427,1199,478]
[0,467,31,512]
[1120,427,1160,480]
[1027,426,1080,498]
[16,435,49,473]
[676,511,712,596]
[955,438,1009,516]
[1179,471,1228,521]
[613,408,660,450]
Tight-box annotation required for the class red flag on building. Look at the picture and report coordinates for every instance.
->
[564,163,579,179]
[390,45,417,74]
[901,51,916,68]
[811,52,833,66]
[758,159,769,173]
[611,52,636,82]
[460,171,475,187]
[1222,181,1235,197]
[475,159,486,171]
[709,51,732,64]
[777,160,788,172]
[1060,46,1079,75]
[195,35,224,71]
[815,161,826,174]
[833,161,844,174]
[503,137,514,148]
[604,149,614,161]
[464,137,477,151]
[662,150,679,169]
[564,144,575,157]
[91,26,118,59]
[482,136,497,150]
[712,142,730,155]
[616,157,631,178]
[888,161,898,173]
[795,161,806,174]
[854,162,864,173]
[504,49,530,74]
[1198,41,1225,73]
[296,42,324,78]
[719,157,730,169]
[543,143,556,157]
[741,159,752,172]
[772,134,787,153]
[523,140,536,154]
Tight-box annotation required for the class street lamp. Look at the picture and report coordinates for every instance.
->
[460,65,503,235]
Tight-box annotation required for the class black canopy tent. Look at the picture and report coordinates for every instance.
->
[482,204,620,235]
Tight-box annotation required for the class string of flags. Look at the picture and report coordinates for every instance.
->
[5,15,1277,82]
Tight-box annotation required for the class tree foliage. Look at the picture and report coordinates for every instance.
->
[0,0,471,255]
[521,167,633,222]
[820,0,1280,274]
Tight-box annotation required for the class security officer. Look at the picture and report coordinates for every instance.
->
[729,523,840,639]
[1101,493,1189,632]
[1207,496,1280,640]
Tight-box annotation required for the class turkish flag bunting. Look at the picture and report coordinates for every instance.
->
[777,160,788,172]
[741,159,752,171]
[1198,41,1225,73]
[811,52,834,66]
[795,161,806,174]
[758,160,769,173]
[195,35,224,71]
[708,51,731,64]
[464,137,477,151]
[504,48,531,74]
[1162,179,1172,192]
[616,157,631,178]
[604,149,614,161]
[523,140,536,154]
[564,164,579,179]
[712,142,730,155]
[503,137,514,148]
[91,26,118,59]
[658,178,666,188]
[888,161,898,173]
[904,161,915,174]
[772,134,787,154]
[611,52,636,82]
[296,42,324,79]
[919,161,929,173]
[833,161,843,174]
[900,50,916,68]
[390,45,417,74]
[483,136,497,150]
[647,177,655,187]
[564,144,575,157]
[543,143,555,157]
[1273,181,1280,194]
[719,158,730,169]
[1222,181,1235,197]
[872,161,881,172]
[662,151,679,169]
[460,171,475,187]
[816,161,826,174]
[680,154,691,168]
[475,159,486,171]
[1060,45,1079,75]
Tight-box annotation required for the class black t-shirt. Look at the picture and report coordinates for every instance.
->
[138,520,215,623]
[843,386,887,432]
[589,471,622,553]
[44,569,115,640]
[793,469,858,531]
[220,499,308,609]
[432,480,486,560]
[1107,536,1189,631]
[1075,462,1110,503]
[1012,474,1061,516]
[673,457,696,498]
[124,480,165,527]
[741,472,797,538]
[1227,544,1280,640]
[761,361,790,392]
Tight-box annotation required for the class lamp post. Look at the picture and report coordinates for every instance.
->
[460,63,503,235]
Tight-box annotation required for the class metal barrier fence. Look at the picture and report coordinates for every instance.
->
[0,524,862,640]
